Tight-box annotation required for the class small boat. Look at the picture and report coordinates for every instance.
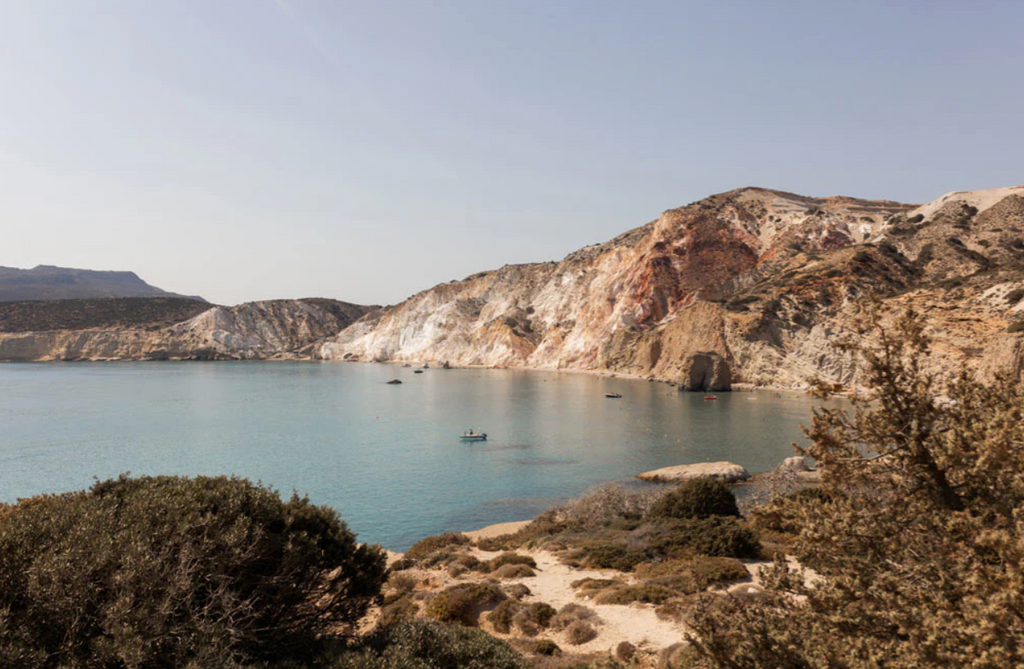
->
[422,363,430,369]
[605,392,622,399]
[414,370,424,374]
[387,379,403,385]
[401,364,412,368]
[703,395,718,400]
[460,431,487,442]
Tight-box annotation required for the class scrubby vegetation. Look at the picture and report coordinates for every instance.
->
[684,305,1024,667]
[0,475,387,668]
[648,478,740,519]
[327,620,528,669]
[0,297,211,333]
[479,478,759,576]
[426,582,507,626]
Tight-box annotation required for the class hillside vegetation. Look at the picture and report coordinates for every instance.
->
[0,297,212,332]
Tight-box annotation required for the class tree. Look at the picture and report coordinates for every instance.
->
[685,304,1024,668]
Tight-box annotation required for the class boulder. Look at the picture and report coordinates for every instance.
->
[778,456,810,472]
[681,352,732,392]
[637,461,751,484]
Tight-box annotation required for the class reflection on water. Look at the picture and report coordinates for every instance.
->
[0,362,835,550]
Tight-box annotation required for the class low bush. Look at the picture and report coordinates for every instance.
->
[485,552,537,571]
[488,599,521,634]
[0,474,387,668]
[572,541,650,572]
[379,594,419,627]
[647,478,740,520]
[426,583,506,626]
[615,641,636,662]
[556,483,668,527]
[520,602,557,627]
[571,578,621,595]
[529,639,562,656]
[551,603,599,631]
[641,517,760,559]
[405,532,469,561]
[493,563,536,579]
[635,557,748,591]
[504,583,532,600]
[594,584,675,605]
[565,621,598,645]
[330,620,528,669]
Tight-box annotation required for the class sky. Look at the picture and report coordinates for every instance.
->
[0,1,1022,306]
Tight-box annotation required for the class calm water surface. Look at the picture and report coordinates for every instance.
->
[0,362,827,550]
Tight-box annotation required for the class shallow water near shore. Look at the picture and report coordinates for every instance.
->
[0,362,831,550]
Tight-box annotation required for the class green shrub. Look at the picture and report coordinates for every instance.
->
[405,532,469,560]
[426,583,506,625]
[594,584,675,605]
[0,474,387,668]
[574,541,650,571]
[571,578,621,595]
[331,620,528,669]
[643,517,760,558]
[486,552,537,571]
[647,478,740,520]
[379,594,419,627]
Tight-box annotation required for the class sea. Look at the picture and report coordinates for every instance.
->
[0,361,828,551]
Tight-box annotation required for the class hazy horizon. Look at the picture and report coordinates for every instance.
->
[2,1,1022,305]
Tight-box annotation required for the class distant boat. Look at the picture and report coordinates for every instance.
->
[387,379,403,385]
[460,431,487,442]
[703,395,717,400]
[422,363,430,369]
[605,392,622,399]
[414,370,424,374]
[401,364,412,368]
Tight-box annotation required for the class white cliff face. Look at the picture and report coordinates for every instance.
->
[0,300,373,362]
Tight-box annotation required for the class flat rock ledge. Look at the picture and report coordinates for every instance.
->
[637,461,752,484]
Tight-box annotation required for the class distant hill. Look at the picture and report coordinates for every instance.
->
[0,265,205,302]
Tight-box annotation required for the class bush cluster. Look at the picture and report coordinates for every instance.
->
[0,475,387,668]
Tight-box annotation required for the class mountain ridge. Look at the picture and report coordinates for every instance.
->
[0,265,206,302]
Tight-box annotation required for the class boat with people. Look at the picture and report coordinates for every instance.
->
[460,430,487,442]
[704,395,718,400]
[605,392,622,398]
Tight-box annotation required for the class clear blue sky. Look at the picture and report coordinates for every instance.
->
[1,1,1021,306]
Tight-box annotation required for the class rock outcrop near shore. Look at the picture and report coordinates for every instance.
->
[323,185,1024,387]
[637,461,752,483]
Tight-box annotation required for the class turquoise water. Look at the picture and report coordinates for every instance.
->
[0,362,824,550]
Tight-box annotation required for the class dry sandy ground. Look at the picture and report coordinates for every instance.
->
[395,520,770,658]
[471,544,690,653]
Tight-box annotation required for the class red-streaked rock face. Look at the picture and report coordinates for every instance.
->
[321,187,924,386]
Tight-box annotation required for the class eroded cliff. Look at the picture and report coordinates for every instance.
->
[0,299,376,362]
[322,186,1024,388]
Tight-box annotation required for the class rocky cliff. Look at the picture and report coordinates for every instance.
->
[0,299,376,362]
[321,186,1024,388]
